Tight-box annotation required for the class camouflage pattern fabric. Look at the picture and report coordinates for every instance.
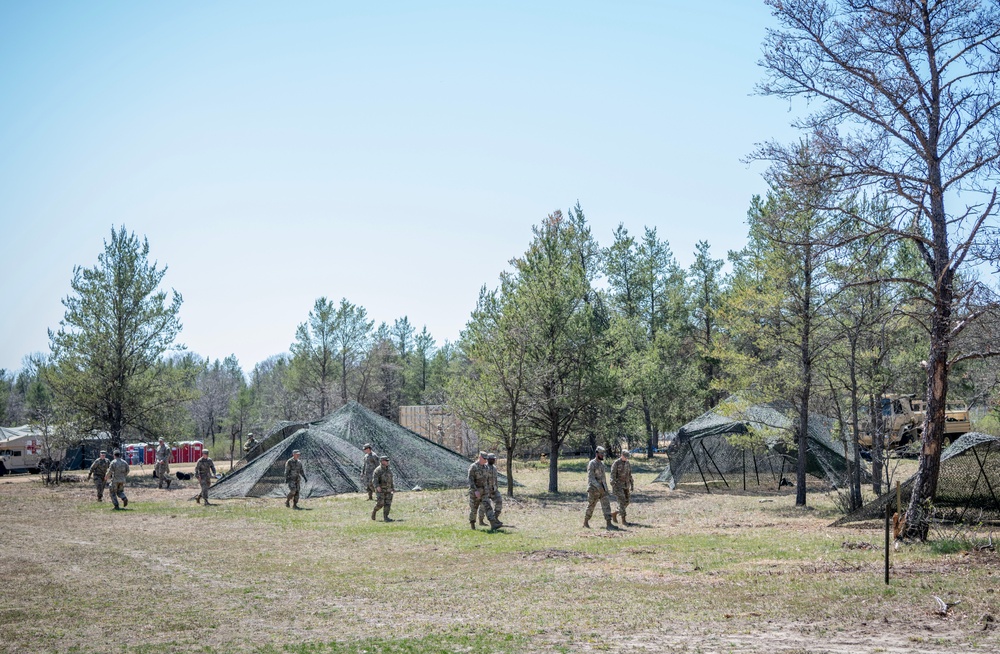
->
[155,442,171,487]
[109,482,127,508]
[610,458,633,520]
[477,462,503,521]
[88,458,110,499]
[195,456,216,502]
[362,452,379,494]
[468,462,496,524]
[585,457,612,521]
[92,477,106,500]
[372,464,394,518]
[285,457,306,504]
[107,459,130,483]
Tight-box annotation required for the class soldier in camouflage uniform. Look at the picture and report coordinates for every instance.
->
[244,434,259,458]
[105,450,130,510]
[584,446,618,530]
[284,449,307,509]
[371,455,394,522]
[468,451,501,530]
[609,450,634,526]
[86,450,110,501]
[194,450,217,505]
[361,443,379,500]
[477,453,503,526]
[154,438,172,489]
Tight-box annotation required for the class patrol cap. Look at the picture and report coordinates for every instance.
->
[292,449,301,454]
[596,446,606,454]
[158,437,165,442]
[487,452,496,460]
[113,450,121,456]
[621,450,630,458]
[363,443,372,450]
[479,451,489,459]
[380,455,389,461]
[99,450,107,455]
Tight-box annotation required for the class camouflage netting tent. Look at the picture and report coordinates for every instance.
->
[833,432,1000,526]
[209,427,364,499]
[654,400,870,492]
[210,401,489,499]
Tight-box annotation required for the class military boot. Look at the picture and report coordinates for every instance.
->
[606,517,619,531]
[583,517,591,528]
[383,507,392,522]
[470,521,477,530]
[611,511,619,524]
[196,496,201,504]
[489,519,503,531]
[293,501,299,510]
[285,497,290,508]
[478,517,488,526]
[621,513,628,526]
[166,479,171,489]
[368,491,373,500]
[371,508,377,521]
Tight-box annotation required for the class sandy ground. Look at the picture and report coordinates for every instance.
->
[1,460,997,653]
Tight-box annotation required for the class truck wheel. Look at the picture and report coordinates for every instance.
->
[0,462,6,477]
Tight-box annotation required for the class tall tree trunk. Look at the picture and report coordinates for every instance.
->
[847,336,863,511]
[905,275,953,539]
[870,393,882,495]
[796,242,812,507]
[641,395,654,459]
[505,444,515,497]
[547,427,560,494]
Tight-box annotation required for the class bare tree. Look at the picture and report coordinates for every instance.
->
[757,0,1000,539]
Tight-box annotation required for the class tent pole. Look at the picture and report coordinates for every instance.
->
[752,448,761,486]
[972,445,1000,510]
[689,440,711,494]
[700,441,730,488]
[742,448,746,491]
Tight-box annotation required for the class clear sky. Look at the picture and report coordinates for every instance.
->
[0,1,799,374]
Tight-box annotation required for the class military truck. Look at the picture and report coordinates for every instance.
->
[857,394,971,451]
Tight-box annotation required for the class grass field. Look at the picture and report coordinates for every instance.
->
[1,456,997,653]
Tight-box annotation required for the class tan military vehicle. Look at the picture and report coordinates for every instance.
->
[858,394,971,451]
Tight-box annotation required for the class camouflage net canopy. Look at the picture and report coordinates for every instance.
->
[654,400,870,492]
[210,402,490,500]
[833,432,1000,526]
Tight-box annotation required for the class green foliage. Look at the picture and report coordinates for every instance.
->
[46,226,194,447]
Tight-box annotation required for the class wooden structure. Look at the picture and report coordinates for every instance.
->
[398,405,479,457]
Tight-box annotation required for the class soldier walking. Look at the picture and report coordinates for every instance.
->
[154,438,172,489]
[86,450,110,501]
[371,455,394,522]
[194,449,217,505]
[469,451,501,530]
[610,450,634,526]
[105,450,130,510]
[284,449,307,509]
[477,453,503,526]
[584,446,618,530]
[244,433,259,457]
[361,443,379,500]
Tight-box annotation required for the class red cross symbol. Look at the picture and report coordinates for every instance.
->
[25,440,39,455]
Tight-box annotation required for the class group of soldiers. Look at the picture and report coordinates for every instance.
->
[584,446,634,530]
[86,438,219,509]
[85,437,636,531]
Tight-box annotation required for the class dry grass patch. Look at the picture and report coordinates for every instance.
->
[0,458,997,653]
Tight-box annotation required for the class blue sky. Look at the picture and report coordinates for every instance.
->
[0,1,798,374]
